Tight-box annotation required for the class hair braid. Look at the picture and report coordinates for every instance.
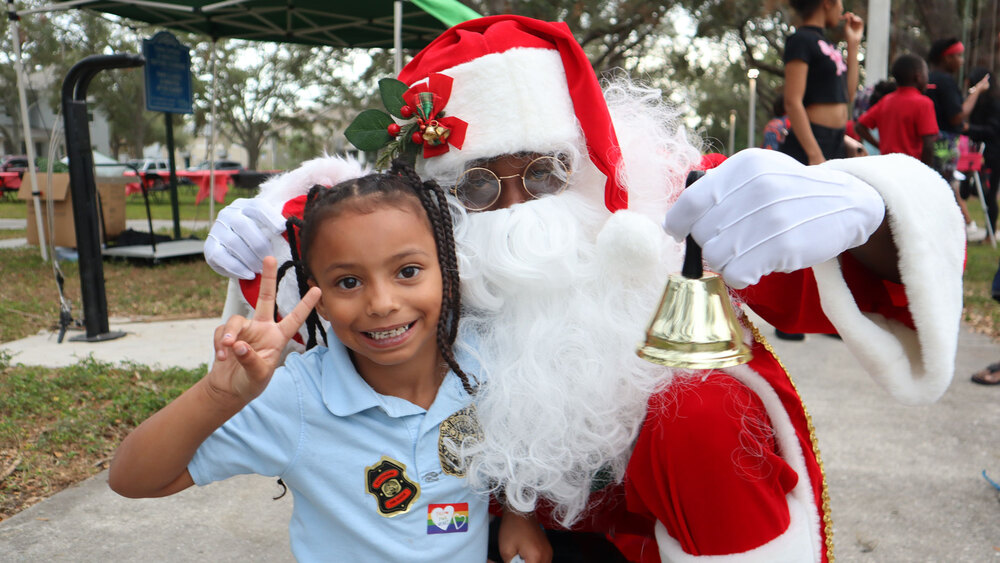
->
[286,214,327,350]
[389,160,477,395]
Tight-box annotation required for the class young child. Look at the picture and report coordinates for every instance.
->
[108,161,551,562]
[855,53,939,165]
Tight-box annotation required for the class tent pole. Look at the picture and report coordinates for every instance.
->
[394,0,402,75]
[7,0,47,261]
[209,39,218,221]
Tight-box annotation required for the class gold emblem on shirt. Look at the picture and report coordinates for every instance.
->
[365,456,420,517]
[438,405,483,477]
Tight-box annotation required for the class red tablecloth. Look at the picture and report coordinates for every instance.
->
[181,170,237,204]
[123,170,236,204]
[0,171,22,192]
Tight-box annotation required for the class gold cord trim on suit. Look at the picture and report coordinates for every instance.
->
[746,319,835,562]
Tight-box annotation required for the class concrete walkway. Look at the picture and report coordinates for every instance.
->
[0,314,998,562]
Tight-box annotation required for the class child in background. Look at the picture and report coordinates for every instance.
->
[761,94,791,150]
[856,54,938,165]
[108,161,551,562]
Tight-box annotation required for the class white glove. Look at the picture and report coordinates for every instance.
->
[663,149,886,289]
[205,198,287,280]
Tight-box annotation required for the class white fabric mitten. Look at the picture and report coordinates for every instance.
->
[205,197,285,280]
[663,149,886,289]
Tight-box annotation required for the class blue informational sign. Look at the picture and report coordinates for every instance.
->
[142,31,193,114]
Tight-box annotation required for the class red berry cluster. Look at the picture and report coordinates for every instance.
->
[387,104,430,145]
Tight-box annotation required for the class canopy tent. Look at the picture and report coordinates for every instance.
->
[6,0,480,253]
[64,0,478,48]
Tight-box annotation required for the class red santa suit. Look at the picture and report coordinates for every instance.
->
[467,149,957,563]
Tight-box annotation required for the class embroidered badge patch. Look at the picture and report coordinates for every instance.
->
[427,503,469,534]
[365,456,420,517]
[438,405,483,477]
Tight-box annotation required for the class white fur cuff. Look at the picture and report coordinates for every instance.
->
[816,155,965,404]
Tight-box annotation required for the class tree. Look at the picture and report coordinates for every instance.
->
[470,0,674,75]
[0,6,67,154]
[189,41,334,170]
[1,5,196,160]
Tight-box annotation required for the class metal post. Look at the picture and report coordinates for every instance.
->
[165,113,181,239]
[865,0,890,86]
[394,0,403,75]
[728,110,736,156]
[208,40,218,221]
[7,0,46,261]
[62,54,143,342]
[747,69,759,149]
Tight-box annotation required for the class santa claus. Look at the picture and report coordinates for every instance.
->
[204,15,964,563]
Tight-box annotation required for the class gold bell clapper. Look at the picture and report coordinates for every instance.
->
[636,171,753,369]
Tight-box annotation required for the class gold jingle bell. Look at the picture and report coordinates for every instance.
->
[422,121,450,146]
[636,171,752,370]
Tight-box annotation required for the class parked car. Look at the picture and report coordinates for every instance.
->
[0,155,29,173]
[125,158,170,174]
[124,158,172,188]
[188,159,244,172]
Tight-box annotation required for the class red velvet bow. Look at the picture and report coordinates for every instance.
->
[402,74,468,159]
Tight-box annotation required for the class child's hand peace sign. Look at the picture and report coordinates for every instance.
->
[206,256,321,407]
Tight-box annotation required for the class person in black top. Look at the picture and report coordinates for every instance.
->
[776,0,863,342]
[965,66,1000,235]
[781,0,863,166]
[925,37,991,240]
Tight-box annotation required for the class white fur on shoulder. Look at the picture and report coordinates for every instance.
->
[256,155,369,211]
[815,155,964,404]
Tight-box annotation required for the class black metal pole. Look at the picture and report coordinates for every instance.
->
[165,113,181,239]
[62,54,144,342]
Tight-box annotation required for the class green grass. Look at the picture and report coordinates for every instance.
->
[0,352,203,520]
[123,184,246,221]
[0,246,227,343]
[960,200,1000,335]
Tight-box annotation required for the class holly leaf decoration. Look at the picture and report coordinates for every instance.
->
[345,109,394,152]
[379,78,409,119]
[375,122,420,170]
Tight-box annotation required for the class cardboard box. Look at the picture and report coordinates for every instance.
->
[18,173,127,248]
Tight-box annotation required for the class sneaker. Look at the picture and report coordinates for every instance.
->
[774,329,806,341]
[967,221,987,242]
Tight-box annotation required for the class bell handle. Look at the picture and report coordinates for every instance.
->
[682,235,703,279]
[681,170,706,280]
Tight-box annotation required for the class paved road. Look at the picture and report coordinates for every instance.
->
[0,314,998,561]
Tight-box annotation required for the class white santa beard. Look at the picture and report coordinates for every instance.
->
[452,190,686,527]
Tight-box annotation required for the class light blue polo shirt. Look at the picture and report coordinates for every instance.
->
[188,341,487,562]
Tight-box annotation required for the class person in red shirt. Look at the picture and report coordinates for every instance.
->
[856,54,939,164]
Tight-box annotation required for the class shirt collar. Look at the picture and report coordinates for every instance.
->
[321,340,384,417]
[320,338,477,420]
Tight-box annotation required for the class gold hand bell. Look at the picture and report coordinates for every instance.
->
[636,171,753,369]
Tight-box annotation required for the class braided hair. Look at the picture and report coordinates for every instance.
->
[296,160,476,395]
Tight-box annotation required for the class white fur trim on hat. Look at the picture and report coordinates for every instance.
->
[255,154,369,212]
[418,48,582,183]
[814,155,964,404]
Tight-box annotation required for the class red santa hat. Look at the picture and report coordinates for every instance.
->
[398,15,628,213]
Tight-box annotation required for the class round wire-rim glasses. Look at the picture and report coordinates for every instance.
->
[450,155,571,211]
